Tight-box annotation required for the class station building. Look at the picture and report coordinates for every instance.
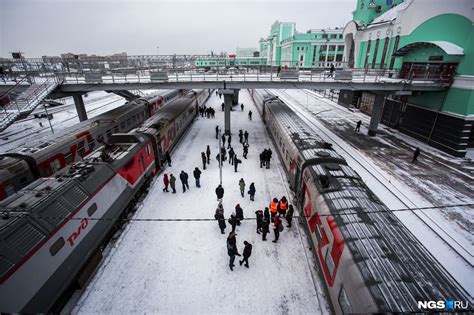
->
[340,0,473,157]
[259,21,345,68]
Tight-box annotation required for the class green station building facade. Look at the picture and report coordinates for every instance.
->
[195,21,344,69]
[340,0,473,157]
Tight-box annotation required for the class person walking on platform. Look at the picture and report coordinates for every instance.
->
[267,148,273,169]
[248,110,252,120]
[235,204,244,226]
[412,147,421,163]
[193,167,202,188]
[215,204,226,234]
[269,198,279,222]
[227,232,240,271]
[261,217,270,241]
[164,151,172,167]
[260,151,265,168]
[263,207,270,222]
[227,135,232,149]
[180,171,189,193]
[228,214,238,233]
[239,130,243,144]
[355,120,362,132]
[201,152,207,170]
[221,102,225,111]
[243,142,249,159]
[234,155,241,172]
[206,145,211,164]
[216,153,224,166]
[222,134,226,147]
[239,178,246,197]
[248,182,256,201]
[239,241,252,268]
[163,173,169,192]
[244,130,249,143]
[241,103,244,111]
[215,125,219,139]
[278,196,288,218]
[228,147,235,165]
[215,184,224,201]
[255,210,263,234]
[169,174,176,193]
[273,214,282,243]
[286,205,294,228]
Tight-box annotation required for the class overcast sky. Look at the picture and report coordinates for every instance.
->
[0,0,354,58]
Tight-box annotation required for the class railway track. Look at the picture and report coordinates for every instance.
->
[0,97,123,149]
[272,89,473,268]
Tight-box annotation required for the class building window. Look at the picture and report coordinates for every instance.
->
[380,37,390,69]
[337,45,344,51]
[331,34,337,38]
[364,40,371,68]
[327,55,334,62]
[312,46,317,62]
[336,54,343,62]
[320,45,327,51]
[339,34,343,39]
[322,34,328,39]
[319,54,326,62]
[389,35,400,70]
[328,45,336,51]
[371,38,380,69]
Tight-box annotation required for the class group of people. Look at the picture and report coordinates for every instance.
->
[215,194,295,270]
[259,148,273,169]
[198,104,215,119]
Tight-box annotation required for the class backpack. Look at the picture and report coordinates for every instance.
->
[278,223,284,232]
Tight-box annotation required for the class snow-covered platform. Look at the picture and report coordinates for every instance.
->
[72,91,329,314]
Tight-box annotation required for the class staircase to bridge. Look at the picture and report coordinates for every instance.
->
[0,77,61,132]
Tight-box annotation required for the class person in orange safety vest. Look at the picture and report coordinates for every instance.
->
[278,196,288,218]
[269,198,278,222]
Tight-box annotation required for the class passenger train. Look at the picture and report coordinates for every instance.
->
[250,89,471,313]
[0,89,211,312]
[0,90,186,201]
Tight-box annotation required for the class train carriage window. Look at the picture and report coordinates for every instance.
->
[324,246,335,278]
[338,287,352,313]
[65,152,74,164]
[49,237,65,256]
[87,203,97,216]
[51,159,61,172]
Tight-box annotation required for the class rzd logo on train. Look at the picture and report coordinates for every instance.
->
[67,218,89,246]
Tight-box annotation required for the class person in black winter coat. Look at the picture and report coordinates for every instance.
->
[222,134,226,147]
[235,204,244,225]
[259,151,265,168]
[228,214,238,233]
[215,184,224,201]
[215,125,219,139]
[164,151,172,167]
[179,171,189,192]
[261,218,270,241]
[227,135,232,149]
[215,204,226,234]
[193,167,201,188]
[239,241,252,268]
[412,147,421,163]
[243,142,249,159]
[286,205,294,228]
[263,207,270,221]
[255,210,263,234]
[234,155,241,172]
[228,147,235,165]
[201,152,207,170]
[244,131,249,142]
[238,130,243,143]
[206,145,211,164]
[267,148,273,169]
[227,232,240,271]
[248,182,256,201]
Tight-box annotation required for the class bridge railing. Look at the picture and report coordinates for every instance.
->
[0,56,453,86]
